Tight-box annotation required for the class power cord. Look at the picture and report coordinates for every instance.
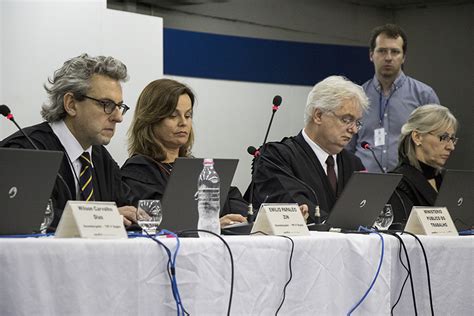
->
[250,231,296,315]
[179,229,234,316]
[402,231,434,316]
[381,231,417,315]
[275,235,295,316]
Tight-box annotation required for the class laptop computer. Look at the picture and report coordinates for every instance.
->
[159,158,239,233]
[323,172,402,230]
[435,169,473,231]
[0,147,63,235]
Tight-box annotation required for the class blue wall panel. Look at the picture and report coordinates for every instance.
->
[164,28,373,86]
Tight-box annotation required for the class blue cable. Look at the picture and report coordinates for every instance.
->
[158,229,186,316]
[0,233,53,238]
[347,226,385,316]
[143,230,187,316]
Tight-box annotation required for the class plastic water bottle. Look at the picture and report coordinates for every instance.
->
[197,158,220,237]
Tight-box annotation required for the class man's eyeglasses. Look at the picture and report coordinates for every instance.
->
[327,111,363,130]
[429,132,459,145]
[82,95,130,115]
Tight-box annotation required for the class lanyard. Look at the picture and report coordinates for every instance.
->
[378,89,395,125]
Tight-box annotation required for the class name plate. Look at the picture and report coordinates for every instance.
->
[405,206,458,236]
[55,201,127,239]
[251,203,310,236]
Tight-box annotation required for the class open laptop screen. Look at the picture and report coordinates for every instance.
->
[435,169,473,231]
[325,172,402,230]
[0,148,63,235]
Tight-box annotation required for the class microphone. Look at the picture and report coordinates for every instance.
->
[262,95,282,145]
[1,104,39,150]
[361,141,406,228]
[360,141,385,173]
[1,104,73,205]
[247,146,260,157]
[247,146,323,225]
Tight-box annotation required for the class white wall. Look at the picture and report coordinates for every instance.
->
[168,75,311,191]
[0,0,163,166]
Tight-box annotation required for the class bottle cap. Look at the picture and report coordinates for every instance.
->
[203,158,214,165]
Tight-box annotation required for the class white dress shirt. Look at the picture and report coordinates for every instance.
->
[302,128,338,179]
[50,120,93,198]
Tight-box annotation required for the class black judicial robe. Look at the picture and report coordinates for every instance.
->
[0,122,134,228]
[121,154,248,217]
[249,132,365,223]
[388,162,442,224]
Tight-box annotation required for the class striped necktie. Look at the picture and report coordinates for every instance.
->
[79,152,95,201]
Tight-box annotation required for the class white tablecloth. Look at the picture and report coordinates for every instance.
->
[0,232,472,315]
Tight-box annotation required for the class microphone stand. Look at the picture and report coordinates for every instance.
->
[246,147,260,223]
[365,145,385,173]
[1,105,74,209]
[247,96,282,223]
[1,110,40,150]
[362,143,406,230]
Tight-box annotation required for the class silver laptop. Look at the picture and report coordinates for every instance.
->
[160,158,239,233]
[435,169,473,231]
[324,172,402,230]
[0,147,63,235]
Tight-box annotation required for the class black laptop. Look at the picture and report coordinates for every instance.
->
[0,147,63,235]
[323,172,402,230]
[435,169,473,231]
[159,158,239,233]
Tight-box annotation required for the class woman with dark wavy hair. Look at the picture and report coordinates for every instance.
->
[121,78,247,228]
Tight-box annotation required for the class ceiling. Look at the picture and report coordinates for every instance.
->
[126,0,472,10]
[342,0,471,9]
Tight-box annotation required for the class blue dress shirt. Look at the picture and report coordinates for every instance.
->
[347,72,440,172]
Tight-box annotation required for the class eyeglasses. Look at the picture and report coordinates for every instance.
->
[429,132,459,145]
[82,95,130,115]
[327,111,363,130]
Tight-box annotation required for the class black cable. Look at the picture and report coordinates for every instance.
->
[402,231,435,316]
[381,231,415,315]
[250,231,295,315]
[388,231,419,315]
[179,229,234,316]
[274,235,295,316]
[391,236,410,315]
[394,190,409,223]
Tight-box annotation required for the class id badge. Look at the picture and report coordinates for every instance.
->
[374,128,385,147]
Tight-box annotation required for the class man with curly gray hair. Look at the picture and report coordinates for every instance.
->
[1,53,138,229]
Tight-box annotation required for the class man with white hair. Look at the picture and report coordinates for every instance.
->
[249,76,368,223]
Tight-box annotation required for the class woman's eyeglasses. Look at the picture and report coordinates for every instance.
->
[429,132,458,145]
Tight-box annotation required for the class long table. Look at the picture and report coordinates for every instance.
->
[0,232,472,315]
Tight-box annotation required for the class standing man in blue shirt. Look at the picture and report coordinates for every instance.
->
[347,24,440,172]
